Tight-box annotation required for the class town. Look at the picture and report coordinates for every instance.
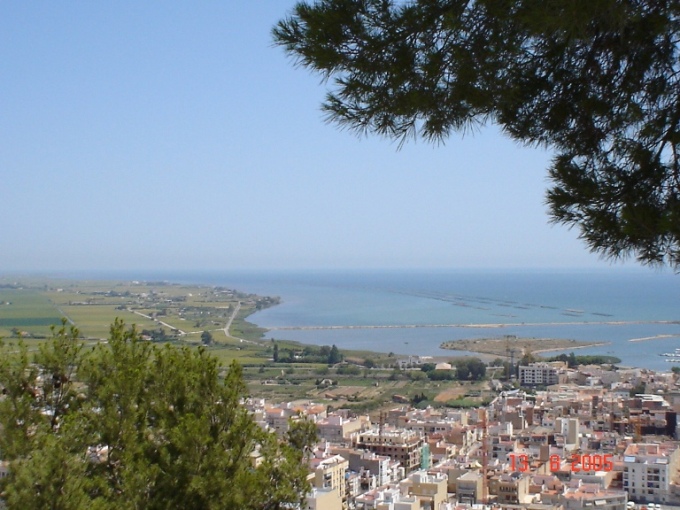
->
[1,280,680,509]
[244,360,680,510]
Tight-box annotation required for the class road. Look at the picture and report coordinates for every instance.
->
[127,309,186,335]
[221,301,260,345]
[223,301,241,338]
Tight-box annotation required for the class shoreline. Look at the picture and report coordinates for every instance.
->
[267,320,678,330]
[5,273,673,371]
[532,342,610,354]
[438,337,612,359]
[628,334,680,342]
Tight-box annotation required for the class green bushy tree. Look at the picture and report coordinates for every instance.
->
[0,320,313,509]
[275,0,680,268]
[454,358,486,381]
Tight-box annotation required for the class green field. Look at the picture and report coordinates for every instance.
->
[0,277,495,410]
[0,288,63,336]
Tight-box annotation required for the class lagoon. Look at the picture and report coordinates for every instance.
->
[144,268,680,371]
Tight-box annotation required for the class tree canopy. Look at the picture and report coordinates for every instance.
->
[0,320,314,509]
[274,0,680,268]
[455,358,486,380]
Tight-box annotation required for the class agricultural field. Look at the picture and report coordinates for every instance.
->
[0,287,63,337]
[0,276,496,410]
[0,277,272,342]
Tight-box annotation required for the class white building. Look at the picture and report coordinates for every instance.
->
[519,363,559,386]
[622,443,680,503]
[355,486,419,510]
[304,487,343,510]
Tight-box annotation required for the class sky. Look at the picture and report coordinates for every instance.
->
[0,2,652,273]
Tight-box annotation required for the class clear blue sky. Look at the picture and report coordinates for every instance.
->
[0,2,645,272]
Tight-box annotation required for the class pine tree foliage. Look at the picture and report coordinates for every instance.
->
[0,320,313,509]
[274,0,680,268]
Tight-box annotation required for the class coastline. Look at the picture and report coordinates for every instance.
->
[268,320,679,330]
[5,270,680,372]
[438,337,611,359]
[628,334,680,342]
[532,342,610,354]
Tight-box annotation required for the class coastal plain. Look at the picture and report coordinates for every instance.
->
[0,276,592,411]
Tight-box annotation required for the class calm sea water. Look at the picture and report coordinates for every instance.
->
[78,269,680,371]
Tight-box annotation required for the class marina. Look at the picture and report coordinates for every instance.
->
[659,348,680,358]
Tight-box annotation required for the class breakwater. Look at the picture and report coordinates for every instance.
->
[268,319,679,331]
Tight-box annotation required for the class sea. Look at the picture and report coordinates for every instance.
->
[73,268,680,371]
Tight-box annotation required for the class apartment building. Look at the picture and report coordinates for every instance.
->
[334,448,403,489]
[354,428,424,473]
[622,443,680,503]
[560,484,627,510]
[309,454,350,508]
[519,363,560,386]
[489,472,533,505]
[398,470,448,510]
[304,487,343,510]
[355,487,419,510]
[317,414,369,442]
[456,471,484,504]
